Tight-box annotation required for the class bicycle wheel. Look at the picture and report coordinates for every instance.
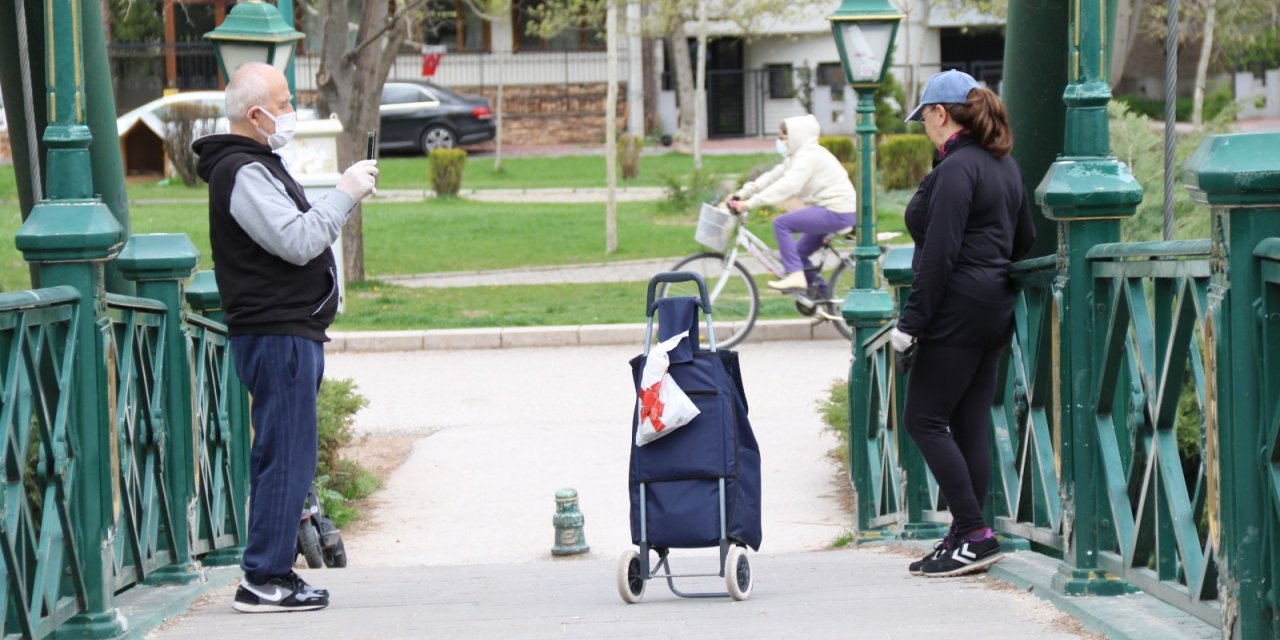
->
[825,260,855,340]
[664,252,759,349]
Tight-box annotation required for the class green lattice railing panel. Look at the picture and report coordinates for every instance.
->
[995,256,1064,550]
[1088,241,1218,623]
[104,294,178,592]
[0,287,86,639]
[186,314,242,557]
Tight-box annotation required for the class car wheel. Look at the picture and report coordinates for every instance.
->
[420,125,457,154]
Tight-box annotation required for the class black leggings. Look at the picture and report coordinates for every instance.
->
[903,343,1004,534]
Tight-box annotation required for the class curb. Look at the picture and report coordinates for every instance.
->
[894,540,1219,639]
[327,318,849,352]
[115,565,240,639]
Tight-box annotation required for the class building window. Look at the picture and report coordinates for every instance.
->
[767,64,795,99]
[816,62,846,101]
[424,0,490,52]
[513,0,604,52]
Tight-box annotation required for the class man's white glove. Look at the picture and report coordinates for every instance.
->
[337,159,379,202]
[890,327,915,353]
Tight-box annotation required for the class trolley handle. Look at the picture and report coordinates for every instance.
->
[646,271,712,318]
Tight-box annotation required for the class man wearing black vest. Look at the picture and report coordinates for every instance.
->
[194,62,378,613]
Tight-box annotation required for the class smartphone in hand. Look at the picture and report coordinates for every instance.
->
[366,130,379,161]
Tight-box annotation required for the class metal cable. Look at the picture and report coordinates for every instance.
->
[15,0,43,203]
[1163,0,1178,242]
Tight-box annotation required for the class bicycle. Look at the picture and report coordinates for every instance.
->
[660,203,857,349]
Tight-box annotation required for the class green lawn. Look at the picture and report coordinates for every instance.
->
[0,152,776,202]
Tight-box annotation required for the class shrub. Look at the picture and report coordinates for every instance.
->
[658,168,720,214]
[619,134,642,180]
[429,148,467,196]
[819,136,854,163]
[875,72,908,135]
[841,160,858,188]
[316,378,378,527]
[162,102,220,187]
[879,134,933,190]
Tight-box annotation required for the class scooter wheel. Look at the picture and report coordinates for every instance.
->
[298,522,325,569]
[324,537,348,568]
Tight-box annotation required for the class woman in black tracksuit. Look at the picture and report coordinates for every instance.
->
[892,70,1037,578]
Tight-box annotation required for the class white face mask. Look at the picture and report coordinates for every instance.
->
[776,138,789,157]
[253,107,297,150]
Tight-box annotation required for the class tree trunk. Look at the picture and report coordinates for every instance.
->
[1111,0,1144,88]
[668,23,695,151]
[642,36,658,135]
[1192,0,1216,125]
[606,0,618,254]
[316,0,409,284]
[693,0,706,169]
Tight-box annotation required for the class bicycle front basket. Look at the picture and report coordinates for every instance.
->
[695,203,734,252]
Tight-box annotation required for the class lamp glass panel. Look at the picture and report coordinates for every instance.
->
[838,21,894,83]
[219,42,272,76]
[270,43,297,72]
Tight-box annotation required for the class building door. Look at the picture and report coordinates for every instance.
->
[703,38,745,137]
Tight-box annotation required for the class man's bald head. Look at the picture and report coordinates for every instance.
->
[226,63,289,125]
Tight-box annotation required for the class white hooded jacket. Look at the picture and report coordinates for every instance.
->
[734,114,858,215]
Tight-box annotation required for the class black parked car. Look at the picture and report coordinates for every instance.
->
[378,81,495,155]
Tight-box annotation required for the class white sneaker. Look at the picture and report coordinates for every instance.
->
[767,271,808,290]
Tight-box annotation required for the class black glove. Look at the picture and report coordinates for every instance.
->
[894,343,916,376]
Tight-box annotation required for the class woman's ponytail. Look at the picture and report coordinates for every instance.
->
[945,87,1014,158]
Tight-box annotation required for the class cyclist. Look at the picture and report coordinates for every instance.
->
[725,114,857,292]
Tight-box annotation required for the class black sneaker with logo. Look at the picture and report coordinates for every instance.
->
[921,535,1003,577]
[233,572,330,613]
[908,530,959,576]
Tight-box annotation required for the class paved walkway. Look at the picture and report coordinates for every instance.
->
[137,341,1220,639]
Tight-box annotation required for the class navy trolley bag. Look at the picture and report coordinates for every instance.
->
[617,272,761,603]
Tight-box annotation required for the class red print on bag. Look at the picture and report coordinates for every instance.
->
[639,382,666,433]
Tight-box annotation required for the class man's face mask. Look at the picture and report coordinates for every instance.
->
[253,106,297,150]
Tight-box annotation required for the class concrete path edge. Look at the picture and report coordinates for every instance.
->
[327,318,849,352]
[115,565,240,639]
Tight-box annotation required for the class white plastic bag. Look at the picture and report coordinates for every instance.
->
[636,334,701,446]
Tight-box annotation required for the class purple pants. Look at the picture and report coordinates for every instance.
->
[772,206,857,274]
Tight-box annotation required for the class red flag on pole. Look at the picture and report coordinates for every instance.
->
[422,45,446,77]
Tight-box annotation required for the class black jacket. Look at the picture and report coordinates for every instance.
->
[193,134,339,342]
[898,135,1036,346]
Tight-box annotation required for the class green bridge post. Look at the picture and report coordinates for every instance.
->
[13,0,126,634]
[116,234,201,585]
[1034,0,1143,596]
[843,290,894,539]
[186,270,250,567]
[1183,132,1280,639]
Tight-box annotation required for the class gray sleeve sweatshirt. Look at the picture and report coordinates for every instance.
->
[228,162,356,266]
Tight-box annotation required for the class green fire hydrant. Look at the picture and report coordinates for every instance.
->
[551,487,590,556]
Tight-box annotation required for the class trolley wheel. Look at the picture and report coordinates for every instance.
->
[725,545,752,601]
[617,549,646,604]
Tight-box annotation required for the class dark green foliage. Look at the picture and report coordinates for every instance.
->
[817,378,850,467]
[875,72,908,135]
[1114,86,1234,123]
[879,134,933,190]
[819,136,854,163]
[110,0,163,43]
[429,148,467,197]
[316,378,378,527]
[658,169,720,214]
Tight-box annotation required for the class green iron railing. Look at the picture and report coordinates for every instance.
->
[0,287,85,640]
[0,232,249,639]
[104,293,178,592]
[847,131,1280,637]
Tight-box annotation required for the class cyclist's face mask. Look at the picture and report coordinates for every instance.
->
[776,136,788,157]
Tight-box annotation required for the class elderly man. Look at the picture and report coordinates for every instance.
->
[193,62,377,613]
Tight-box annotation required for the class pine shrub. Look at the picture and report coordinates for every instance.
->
[429,148,467,196]
[879,134,933,190]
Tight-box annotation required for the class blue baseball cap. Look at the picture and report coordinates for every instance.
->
[905,70,981,122]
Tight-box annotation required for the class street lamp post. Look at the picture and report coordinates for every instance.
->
[829,0,902,293]
[204,0,303,86]
[829,0,906,543]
